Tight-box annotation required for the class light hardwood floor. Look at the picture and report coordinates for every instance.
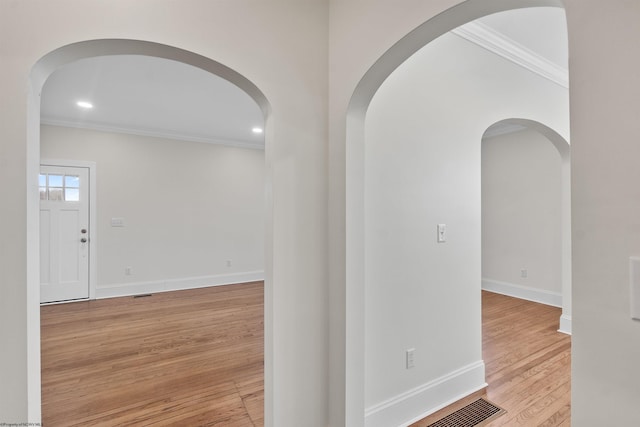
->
[41,281,264,426]
[42,285,570,426]
[411,291,571,426]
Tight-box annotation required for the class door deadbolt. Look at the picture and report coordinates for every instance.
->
[81,229,87,234]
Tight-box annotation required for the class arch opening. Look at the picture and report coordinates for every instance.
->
[344,2,568,425]
[27,39,272,422]
[482,118,571,335]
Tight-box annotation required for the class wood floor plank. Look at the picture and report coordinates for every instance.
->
[538,404,571,427]
[41,281,264,426]
[241,390,265,426]
[43,285,570,426]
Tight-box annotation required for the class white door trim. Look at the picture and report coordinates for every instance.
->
[41,159,97,300]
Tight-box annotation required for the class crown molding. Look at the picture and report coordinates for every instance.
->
[40,118,265,151]
[451,21,568,89]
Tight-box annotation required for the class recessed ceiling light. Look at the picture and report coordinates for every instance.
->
[76,101,93,109]
[252,127,263,134]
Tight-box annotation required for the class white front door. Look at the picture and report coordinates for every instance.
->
[40,165,90,303]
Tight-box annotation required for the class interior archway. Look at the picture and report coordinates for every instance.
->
[345,1,567,424]
[27,39,272,421]
[482,118,571,334]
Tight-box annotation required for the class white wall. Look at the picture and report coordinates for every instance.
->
[567,1,640,424]
[41,125,264,296]
[330,1,640,425]
[482,128,563,305]
[0,1,328,425]
[3,1,640,426]
[363,30,569,425]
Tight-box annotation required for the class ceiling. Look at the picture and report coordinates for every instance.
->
[40,7,567,148]
[476,7,567,70]
[41,55,265,149]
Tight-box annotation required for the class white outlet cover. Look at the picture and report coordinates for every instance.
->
[406,348,415,369]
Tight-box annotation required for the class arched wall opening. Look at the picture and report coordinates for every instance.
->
[26,39,272,422]
[481,118,571,335]
[345,1,567,425]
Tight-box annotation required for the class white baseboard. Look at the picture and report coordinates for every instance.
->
[558,314,572,335]
[364,361,487,427]
[95,271,264,299]
[482,278,562,308]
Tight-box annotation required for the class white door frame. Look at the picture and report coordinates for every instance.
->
[41,159,97,300]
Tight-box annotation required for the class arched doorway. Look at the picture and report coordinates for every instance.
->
[482,118,571,334]
[27,39,271,421]
[344,1,567,425]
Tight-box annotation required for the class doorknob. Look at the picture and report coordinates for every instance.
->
[80,238,88,243]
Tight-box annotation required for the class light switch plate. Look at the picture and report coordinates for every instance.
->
[437,224,446,243]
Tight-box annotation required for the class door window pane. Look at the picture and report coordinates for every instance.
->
[65,188,80,202]
[48,175,63,187]
[48,188,63,201]
[65,175,80,188]
[40,171,83,202]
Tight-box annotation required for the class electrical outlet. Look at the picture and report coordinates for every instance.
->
[521,269,528,278]
[406,348,415,369]
[125,266,132,276]
[226,260,232,267]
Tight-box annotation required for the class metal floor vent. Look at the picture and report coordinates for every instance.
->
[427,398,506,427]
